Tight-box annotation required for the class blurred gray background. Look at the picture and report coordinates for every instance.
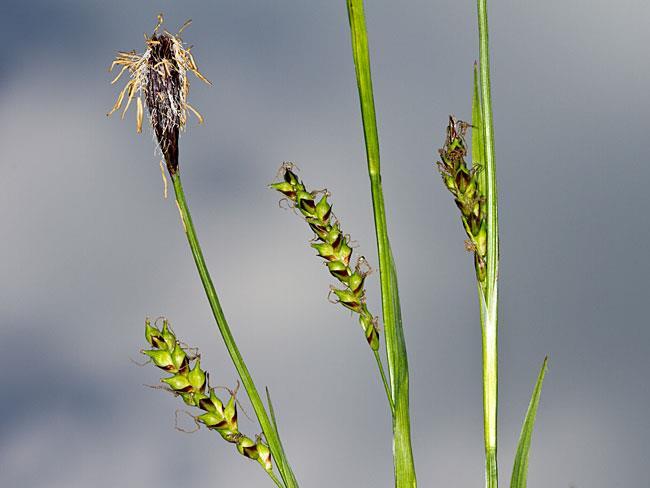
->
[1,1,648,486]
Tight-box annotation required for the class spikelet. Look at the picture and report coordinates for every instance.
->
[271,164,380,350]
[436,116,487,282]
[107,14,211,175]
[142,318,273,474]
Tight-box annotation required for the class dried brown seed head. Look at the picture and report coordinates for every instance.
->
[107,14,211,174]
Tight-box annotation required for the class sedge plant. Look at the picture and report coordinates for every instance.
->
[108,3,548,487]
[434,2,548,488]
[108,15,297,487]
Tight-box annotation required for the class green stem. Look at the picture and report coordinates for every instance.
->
[477,1,499,487]
[374,350,395,414]
[346,1,416,486]
[479,287,498,488]
[268,471,285,488]
[171,172,296,488]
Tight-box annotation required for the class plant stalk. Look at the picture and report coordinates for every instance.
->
[375,350,395,414]
[171,172,297,488]
[269,471,285,488]
[477,1,499,487]
[346,1,416,486]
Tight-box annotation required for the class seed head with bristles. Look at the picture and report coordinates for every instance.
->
[271,164,381,350]
[142,318,275,475]
[107,14,211,175]
[436,116,487,282]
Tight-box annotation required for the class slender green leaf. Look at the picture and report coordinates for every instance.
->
[266,388,298,487]
[476,1,500,487]
[471,62,487,197]
[388,246,415,487]
[510,357,548,488]
[345,1,416,486]
[388,247,408,388]
[476,0,499,301]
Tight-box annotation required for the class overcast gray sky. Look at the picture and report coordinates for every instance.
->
[1,1,649,487]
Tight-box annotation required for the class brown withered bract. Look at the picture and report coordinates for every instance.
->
[107,14,211,174]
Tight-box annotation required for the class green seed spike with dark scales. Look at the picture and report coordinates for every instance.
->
[436,116,488,283]
[271,165,380,350]
[142,318,273,474]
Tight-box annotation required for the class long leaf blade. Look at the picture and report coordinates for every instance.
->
[471,62,486,197]
[388,246,415,487]
[476,1,500,486]
[345,1,416,486]
[266,388,297,487]
[510,357,549,488]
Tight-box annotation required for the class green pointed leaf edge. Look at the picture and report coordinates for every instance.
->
[510,357,549,488]
[472,62,487,198]
[266,387,298,487]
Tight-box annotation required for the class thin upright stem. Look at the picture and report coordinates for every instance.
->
[375,350,396,414]
[171,172,296,488]
[269,470,285,488]
[477,1,499,488]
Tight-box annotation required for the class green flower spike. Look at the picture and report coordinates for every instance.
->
[271,165,380,350]
[436,116,488,283]
[142,318,276,476]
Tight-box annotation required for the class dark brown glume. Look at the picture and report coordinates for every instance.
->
[146,34,181,175]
